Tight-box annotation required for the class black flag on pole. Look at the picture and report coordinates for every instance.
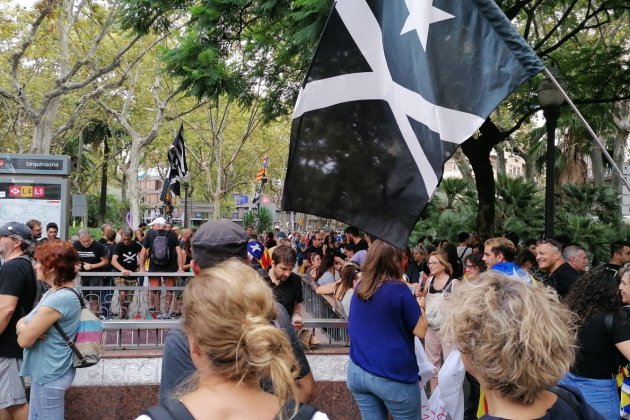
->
[281,0,544,248]
[160,124,188,201]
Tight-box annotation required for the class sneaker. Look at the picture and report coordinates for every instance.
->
[99,314,108,320]
[169,312,181,319]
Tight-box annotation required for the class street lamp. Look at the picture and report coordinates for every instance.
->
[537,65,566,239]
[181,174,190,228]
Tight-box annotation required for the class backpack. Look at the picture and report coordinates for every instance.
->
[53,288,104,368]
[14,255,46,305]
[151,232,171,265]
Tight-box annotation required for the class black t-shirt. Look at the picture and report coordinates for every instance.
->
[141,229,179,272]
[73,240,108,269]
[573,312,630,379]
[354,238,369,252]
[264,272,303,317]
[305,245,323,258]
[113,241,143,272]
[548,262,579,298]
[0,258,36,358]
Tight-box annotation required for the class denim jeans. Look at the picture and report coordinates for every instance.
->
[560,372,618,420]
[29,367,75,420]
[347,359,421,420]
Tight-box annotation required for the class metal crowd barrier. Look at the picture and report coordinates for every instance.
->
[101,319,349,349]
[74,271,350,348]
[300,275,349,344]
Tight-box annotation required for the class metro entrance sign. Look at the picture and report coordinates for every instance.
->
[0,154,70,239]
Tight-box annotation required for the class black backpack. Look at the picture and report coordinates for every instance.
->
[151,232,170,265]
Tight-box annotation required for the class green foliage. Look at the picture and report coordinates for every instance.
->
[495,175,544,239]
[243,206,273,234]
[410,177,625,254]
[119,0,332,120]
[86,194,127,226]
[558,183,621,226]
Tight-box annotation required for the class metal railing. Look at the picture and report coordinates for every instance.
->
[101,319,349,349]
[73,271,350,348]
[76,272,193,320]
[300,275,349,344]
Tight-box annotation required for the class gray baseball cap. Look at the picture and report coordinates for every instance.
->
[191,220,248,268]
[0,222,34,242]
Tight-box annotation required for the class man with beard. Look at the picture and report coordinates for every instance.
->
[263,245,304,330]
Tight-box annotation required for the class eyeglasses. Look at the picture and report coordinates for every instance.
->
[427,261,441,265]
[465,264,475,269]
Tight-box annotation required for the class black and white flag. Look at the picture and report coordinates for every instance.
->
[281,0,544,248]
[161,124,188,200]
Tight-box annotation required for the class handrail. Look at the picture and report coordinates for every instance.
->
[102,319,348,330]
[78,272,194,277]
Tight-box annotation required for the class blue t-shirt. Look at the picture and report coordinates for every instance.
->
[349,281,421,383]
[20,288,81,384]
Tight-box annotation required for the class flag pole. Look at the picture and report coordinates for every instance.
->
[543,67,630,191]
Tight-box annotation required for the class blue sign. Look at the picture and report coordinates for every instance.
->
[233,194,249,206]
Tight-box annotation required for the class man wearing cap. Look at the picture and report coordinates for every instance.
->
[159,220,315,405]
[0,222,36,420]
[138,217,183,319]
[269,231,288,258]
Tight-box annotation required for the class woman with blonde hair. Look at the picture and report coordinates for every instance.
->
[347,239,427,419]
[140,260,327,419]
[418,251,457,391]
[441,271,602,419]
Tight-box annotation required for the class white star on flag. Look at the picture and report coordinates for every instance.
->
[250,243,261,253]
[400,0,454,51]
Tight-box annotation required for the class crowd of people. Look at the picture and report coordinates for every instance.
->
[3,216,630,419]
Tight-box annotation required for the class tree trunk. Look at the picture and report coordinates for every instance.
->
[30,100,61,154]
[590,146,605,186]
[123,139,143,229]
[556,128,587,186]
[452,149,474,181]
[612,102,629,193]
[461,119,508,240]
[98,135,109,225]
[494,144,506,177]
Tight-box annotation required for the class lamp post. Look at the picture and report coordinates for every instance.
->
[537,66,566,239]
[181,175,190,228]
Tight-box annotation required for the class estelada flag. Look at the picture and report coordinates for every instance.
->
[281,0,544,248]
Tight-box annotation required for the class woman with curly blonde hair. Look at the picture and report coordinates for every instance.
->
[139,260,327,419]
[441,271,602,419]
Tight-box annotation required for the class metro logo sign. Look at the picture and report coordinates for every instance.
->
[21,186,33,197]
[8,186,21,197]
[7,185,46,198]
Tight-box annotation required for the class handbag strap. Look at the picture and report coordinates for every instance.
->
[52,287,86,361]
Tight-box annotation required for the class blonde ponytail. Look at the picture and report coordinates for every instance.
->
[182,260,301,417]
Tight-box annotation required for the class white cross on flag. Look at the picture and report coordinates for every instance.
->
[282,0,544,248]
